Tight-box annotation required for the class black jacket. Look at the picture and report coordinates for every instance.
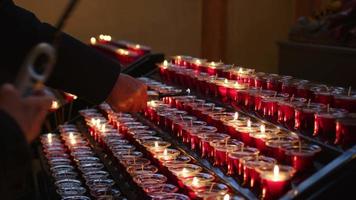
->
[0,0,121,104]
[0,1,121,199]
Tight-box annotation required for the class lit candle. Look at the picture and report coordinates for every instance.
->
[50,100,59,111]
[69,132,76,146]
[247,119,252,128]
[260,165,295,200]
[90,37,97,45]
[180,168,190,178]
[260,124,266,134]
[233,112,239,121]
[47,134,53,145]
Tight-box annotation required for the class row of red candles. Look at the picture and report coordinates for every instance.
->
[141,79,319,200]
[40,126,122,199]
[157,59,356,148]
[80,106,238,200]
[89,34,151,65]
[165,56,356,111]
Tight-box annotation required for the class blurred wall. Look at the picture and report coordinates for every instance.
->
[14,0,203,57]
[226,0,294,73]
[15,0,294,73]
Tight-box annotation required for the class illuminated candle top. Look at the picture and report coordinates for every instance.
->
[224,78,228,84]
[99,34,112,41]
[90,37,96,45]
[273,165,280,180]
[210,62,216,68]
[154,141,159,149]
[51,100,59,110]
[67,93,77,100]
[117,49,130,56]
[47,134,52,144]
[260,124,266,134]
[181,168,189,178]
[135,44,141,49]
[69,132,76,145]
[223,194,230,200]
[247,119,252,128]
[233,112,239,121]
[163,148,168,156]
[195,59,202,65]
[163,60,169,68]
[192,177,200,187]
[100,124,106,133]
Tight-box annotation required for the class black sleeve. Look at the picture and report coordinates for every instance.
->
[0,110,33,200]
[0,0,121,104]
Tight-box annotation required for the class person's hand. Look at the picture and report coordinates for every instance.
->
[106,74,147,112]
[0,84,52,143]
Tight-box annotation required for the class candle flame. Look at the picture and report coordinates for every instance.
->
[195,59,201,65]
[99,34,112,41]
[260,124,266,134]
[163,60,168,66]
[223,194,230,200]
[163,148,168,156]
[117,49,129,55]
[247,119,252,128]
[47,134,52,144]
[135,44,140,49]
[211,61,216,66]
[224,78,228,84]
[90,37,96,45]
[51,100,59,110]
[154,141,159,149]
[192,177,199,187]
[148,100,157,108]
[234,112,239,120]
[100,124,106,133]
[69,132,76,145]
[273,165,280,177]
[238,68,243,73]
[67,93,77,100]
[181,168,189,177]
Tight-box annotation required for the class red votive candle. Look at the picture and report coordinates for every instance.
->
[283,144,321,173]
[190,126,217,150]
[277,99,305,129]
[199,133,230,158]
[260,165,295,200]
[314,108,348,141]
[265,135,299,162]
[227,146,259,176]
[295,103,326,133]
[335,114,356,148]
[242,156,276,188]
[211,139,243,167]
[334,94,356,112]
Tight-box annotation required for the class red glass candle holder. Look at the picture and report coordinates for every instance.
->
[199,133,230,158]
[295,103,326,133]
[227,147,259,176]
[265,136,299,162]
[314,109,348,141]
[211,139,244,167]
[190,126,217,150]
[283,144,321,173]
[260,165,296,200]
[242,156,276,188]
[335,115,356,148]
[334,95,356,112]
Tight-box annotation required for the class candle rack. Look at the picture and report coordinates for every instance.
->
[34,68,355,200]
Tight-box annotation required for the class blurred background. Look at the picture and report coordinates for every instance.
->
[14,0,338,74]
